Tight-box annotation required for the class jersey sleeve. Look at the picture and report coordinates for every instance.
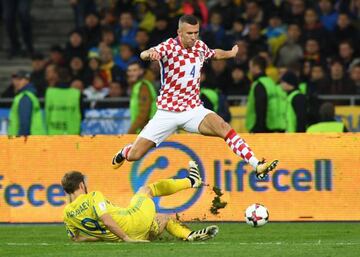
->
[199,40,215,60]
[91,191,110,218]
[151,39,173,59]
[63,219,78,239]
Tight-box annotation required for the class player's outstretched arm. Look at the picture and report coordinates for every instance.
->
[72,234,101,242]
[140,49,161,61]
[65,222,101,242]
[101,214,150,243]
[213,45,239,60]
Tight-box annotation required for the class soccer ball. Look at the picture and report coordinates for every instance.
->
[244,203,269,227]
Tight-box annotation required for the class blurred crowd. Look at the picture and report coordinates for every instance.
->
[1,0,359,100]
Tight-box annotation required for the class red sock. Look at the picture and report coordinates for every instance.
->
[224,129,259,169]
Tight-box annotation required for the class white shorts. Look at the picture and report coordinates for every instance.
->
[139,105,214,146]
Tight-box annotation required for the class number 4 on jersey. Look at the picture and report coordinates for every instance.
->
[190,65,195,78]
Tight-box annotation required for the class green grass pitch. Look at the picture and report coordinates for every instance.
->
[1,222,359,257]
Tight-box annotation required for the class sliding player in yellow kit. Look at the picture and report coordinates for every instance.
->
[62,161,218,242]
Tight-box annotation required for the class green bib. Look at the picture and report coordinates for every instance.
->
[130,80,157,133]
[246,76,281,131]
[276,85,287,131]
[45,87,81,135]
[306,121,344,132]
[286,90,301,132]
[200,88,219,112]
[8,90,45,136]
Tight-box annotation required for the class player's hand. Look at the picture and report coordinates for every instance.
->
[231,45,239,57]
[148,49,161,61]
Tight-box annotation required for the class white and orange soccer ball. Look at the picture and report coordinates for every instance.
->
[245,203,269,227]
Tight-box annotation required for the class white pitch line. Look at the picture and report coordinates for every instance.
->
[3,242,360,246]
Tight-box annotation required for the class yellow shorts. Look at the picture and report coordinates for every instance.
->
[120,193,159,240]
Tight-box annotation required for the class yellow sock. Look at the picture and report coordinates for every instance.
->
[149,178,191,197]
[166,219,192,240]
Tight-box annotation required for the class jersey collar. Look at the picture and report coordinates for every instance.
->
[176,36,185,49]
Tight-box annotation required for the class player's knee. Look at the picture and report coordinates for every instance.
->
[160,214,172,223]
[156,214,172,226]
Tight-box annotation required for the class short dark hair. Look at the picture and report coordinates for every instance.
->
[306,37,319,44]
[246,0,259,6]
[31,52,45,61]
[61,171,85,194]
[352,63,360,69]
[330,57,344,66]
[137,28,148,34]
[338,11,350,17]
[101,25,115,35]
[287,23,300,29]
[319,102,335,121]
[120,43,134,51]
[120,11,133,18]
[179,15,199,26]
[68,29,83,38]
[339,39,354,48]
[311,62,324,69]
[50,44,64,53]
[320,0,334,4]
[128,60,143,69]
[250,55,267,71]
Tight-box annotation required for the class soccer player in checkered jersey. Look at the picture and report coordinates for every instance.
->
[112,15,278,179]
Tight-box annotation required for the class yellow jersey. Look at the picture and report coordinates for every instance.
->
[63,191,157,241]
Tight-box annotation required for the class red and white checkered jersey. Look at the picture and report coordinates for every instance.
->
[152,37,215,112]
